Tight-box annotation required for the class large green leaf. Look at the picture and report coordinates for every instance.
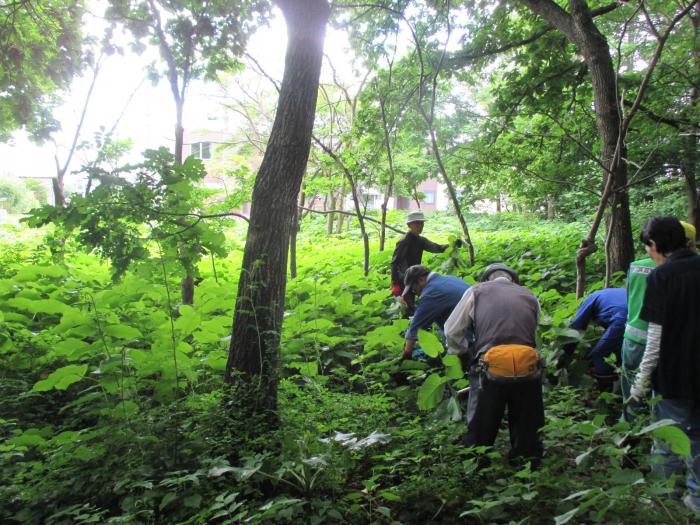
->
[654,426,691,457]
[13,265,68,281]
[417,330,444,358]
[33,364,88,391]
[175,305,201,335]
[442,354,464,379]
[104,324,142,340]
[417,373,448,411]
[6,297,73,315]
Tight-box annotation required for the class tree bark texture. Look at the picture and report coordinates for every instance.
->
[327,191,336,235]
[290,190,304,279]
[684,6,700,236]
[335,182,346,233]
[52,174,66,207]
[225,0,329,413]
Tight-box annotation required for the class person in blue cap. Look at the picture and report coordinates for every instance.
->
[559,287,627,391]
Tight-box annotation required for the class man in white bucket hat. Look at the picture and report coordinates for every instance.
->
[391,211,458,314]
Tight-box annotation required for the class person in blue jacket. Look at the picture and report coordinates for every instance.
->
[401,265,471,359]
[559,287,627,391]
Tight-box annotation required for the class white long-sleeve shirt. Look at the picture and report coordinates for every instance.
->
[444,286,476,355]
[630,322,662,399]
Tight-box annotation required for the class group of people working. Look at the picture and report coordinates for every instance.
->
[389,212,700,513]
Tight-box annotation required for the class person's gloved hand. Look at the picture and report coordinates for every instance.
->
[453,239,464,248]
[402,347,413,359]
[391,283,402,296]
[627,381,649,403]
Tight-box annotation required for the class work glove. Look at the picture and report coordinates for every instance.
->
[402,347,413,359]
[627,381,649,404]
[453,239,464,248]
[391,283,402,296]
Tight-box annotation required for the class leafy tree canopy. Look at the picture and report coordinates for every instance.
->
[0,0,86,141]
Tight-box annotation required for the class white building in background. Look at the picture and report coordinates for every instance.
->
[356,178,450,212]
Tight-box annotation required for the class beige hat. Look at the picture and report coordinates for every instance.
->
[406,211,427,224]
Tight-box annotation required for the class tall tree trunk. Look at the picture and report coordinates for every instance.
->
[495,195,501,212]
[378,95,397,252]
[546,194,555,220]
[225,0,329,416]
[175,97,194,304]
[327,191,336,236]
[427,128,476,264]
[314,139,371,275]
[412,186,421,208]
[290,190,305,279]
[335,182,346,234]
[683,125,699,233]
[684,7,700,236]
[175,99,185,166]
[519,0,635,296]
[52,173,66,207]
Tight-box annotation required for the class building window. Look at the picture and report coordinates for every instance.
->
[192,142,211,160]
[423,191,435,204]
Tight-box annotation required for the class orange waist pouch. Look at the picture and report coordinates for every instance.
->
[480,344,541,379]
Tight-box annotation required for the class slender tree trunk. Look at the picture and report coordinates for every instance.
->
[495,195,501,212]
[546,194,555,219]
[175,99,185,166]
[378,95,397,252]
[427,128,476,264]
[684,8,700,235]
[335,182,346,234]
[519,0,634,296]
[412,186,421,208]
[52,172,66,207]
[181,275,194,304]
[51,55,104,207]
[314,139,371,275]
[327,191,336,235]
[290,190,304,279]
[225,0,329,416]
[175,96,194,304]
[683,125,699,233]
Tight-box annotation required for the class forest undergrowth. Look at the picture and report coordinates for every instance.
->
[0,214,696,524]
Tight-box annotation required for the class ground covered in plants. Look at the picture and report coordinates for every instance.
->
[0,213,697,524]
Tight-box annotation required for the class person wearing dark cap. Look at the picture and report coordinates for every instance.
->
[627,216,700,515]
[445,263,543,464]
[391,211,457,313]
[401,265,471,359]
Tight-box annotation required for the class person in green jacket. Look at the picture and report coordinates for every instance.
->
[621,220,697,421]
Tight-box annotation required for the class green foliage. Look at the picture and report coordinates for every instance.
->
[1,214,697,524]
[0,178,39,213]
[0,0,85,140]
[24,147,228,282]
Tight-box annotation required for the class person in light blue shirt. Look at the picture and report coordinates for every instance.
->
[561,288,627,390]
[401,265,471,359]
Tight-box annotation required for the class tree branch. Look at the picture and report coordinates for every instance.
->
[298,206,404,233]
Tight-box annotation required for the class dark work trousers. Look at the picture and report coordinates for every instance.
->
[462,370,545,460]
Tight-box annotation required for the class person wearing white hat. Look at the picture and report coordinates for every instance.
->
[390,211,457,313]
